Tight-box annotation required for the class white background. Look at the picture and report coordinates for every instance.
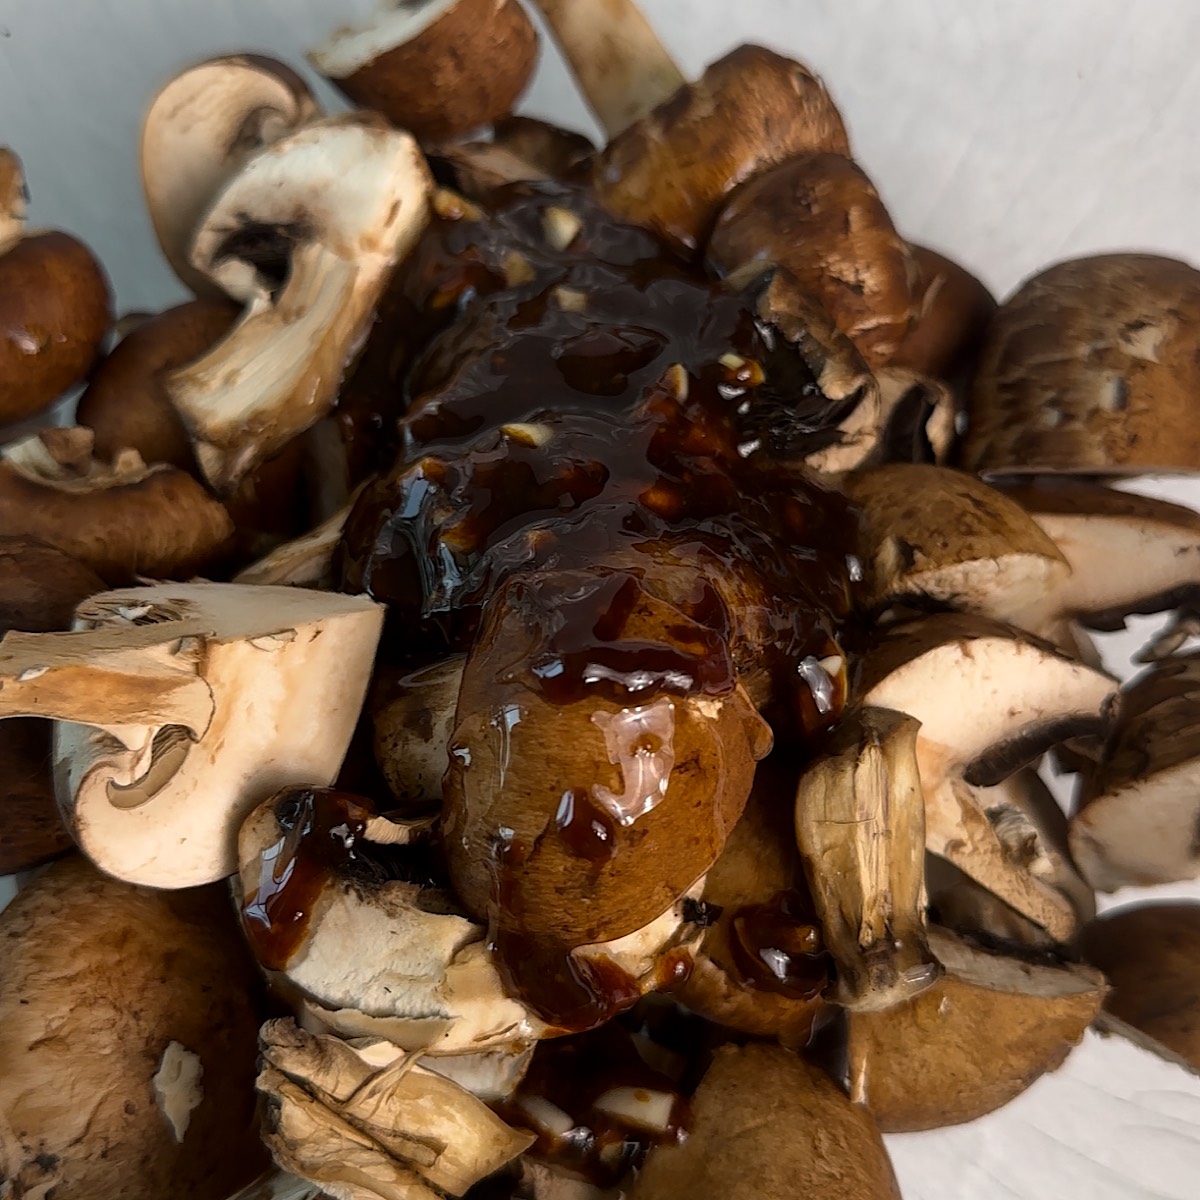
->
[2,1,1200,1196]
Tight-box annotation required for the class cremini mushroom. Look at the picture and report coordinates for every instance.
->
[233,489,363,590]
[847,925,1106,1131]
[491,115,596,179]
[1070,651,1200,890]
[0,856,268,1200]
[0,427,234,583]
[311,0,539,143]
[0,147,111,426]
[709,152,918,367]
[961,253,1200,474]
[140,55,319,295]
[794,707,941,1011]
[166,114,433,493]
[1080,902,1200,1072]
[628,1042,901,1200]
[860,614,1117,940]
[0,582,382,887]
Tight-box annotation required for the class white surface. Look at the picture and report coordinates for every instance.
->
[2,1,1200,1197]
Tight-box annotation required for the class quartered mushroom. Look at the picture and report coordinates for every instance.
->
[310,0,539,142]
[0,147,111,425]
[1081,902,1200,1072]
[627,1043,901,1200]
[140,55,319,296]
[860,614,1117,940]
[0,427,234,583]
[794,707,942,1011]
[166,114,433,494]
[843,463,1070,623]
[1070,651,1200,890]
[847,925,1106,1131]
[0,582,382,887]
[961,253,1200,475]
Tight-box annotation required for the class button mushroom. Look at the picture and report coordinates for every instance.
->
[310,0,539,143]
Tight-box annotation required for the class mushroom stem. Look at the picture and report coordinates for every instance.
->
[0,147,27,256]
[529,0,685,137]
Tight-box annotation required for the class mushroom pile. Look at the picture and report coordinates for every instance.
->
[4,2,1200,1198]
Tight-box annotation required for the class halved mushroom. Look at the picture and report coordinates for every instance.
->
[843,463,1070,622]
[166,114,433,493]
[1070,651,1200,890]
[0,856,268,1200]
[140,56,319,295]
[0,427,234,583]
[795,707,941,1011]
[311,0,539,143]
[0,582,382,887]
[628,1043,901,1200]
[0,147,112,426]
[961,253,1200,474]
[861,614,1117,940]
[847,925,1106,1131]
[1080,902,1200,1072]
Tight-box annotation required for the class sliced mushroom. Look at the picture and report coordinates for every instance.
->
[140,56,318,295]
[1080,902,1200,1072]
[847,925,1106,1131]
[0,147,111,425]
[0,427,234,583]
[961,253,1200,474]
[861,614,1117,940]
[628,1043,901,1200]
[1070,651,1200,890]
[795,708,941,1011]
[709,153,917,367]
[843,463,1070,622]
[311,0,538,143]
[0,582,382,887]
[0,856,268,1200]
[167,115,433,493]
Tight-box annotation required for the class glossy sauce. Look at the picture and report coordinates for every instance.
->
[728,889,830,1001]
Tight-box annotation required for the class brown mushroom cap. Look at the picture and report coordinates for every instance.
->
[847,926,1106,1131]
[491,115,596,178]
[628,1043,901,1200]
[310,0,539,142]
[1080,902,1200,1070]
[709,152,917,367]
[961,253,1200,474]
[0,856,268,1200]
[592,44,850,255]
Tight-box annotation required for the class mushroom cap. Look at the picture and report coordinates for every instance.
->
[311,0,539,142]
[593,44,850,255]
[491,115,596,179]
[0,856,268,1200]
[843,463,1069,621]
[1080,902,1200,1071]
[709,152,917,367]
[847,926,1106,1131]
[961,253,1200,474]
[0,230,112,424]
[628,1042,901,1200]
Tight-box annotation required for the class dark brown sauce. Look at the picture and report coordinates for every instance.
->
[728,889,830,1000]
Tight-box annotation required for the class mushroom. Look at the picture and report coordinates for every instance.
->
[166,114,433,493]
[0,427,234,583]
[0,855,268,1200]
[0,581,382,887]
[234,489,364,590]
[794,707,942,1011]
[140,55,319,296]
[708,152,918,367]
[1069,650,1200,890]
[257,1018,534,1198]
[961,253,1200,475]
[490,116,596,179]
[1080,902,1200,1072]
[627,1042,901,1200]
[847,925,1106,1131]
[0,147,112,426]
[860,614,1117,939]
[842,463,1070,623]
[310,0,539,143]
